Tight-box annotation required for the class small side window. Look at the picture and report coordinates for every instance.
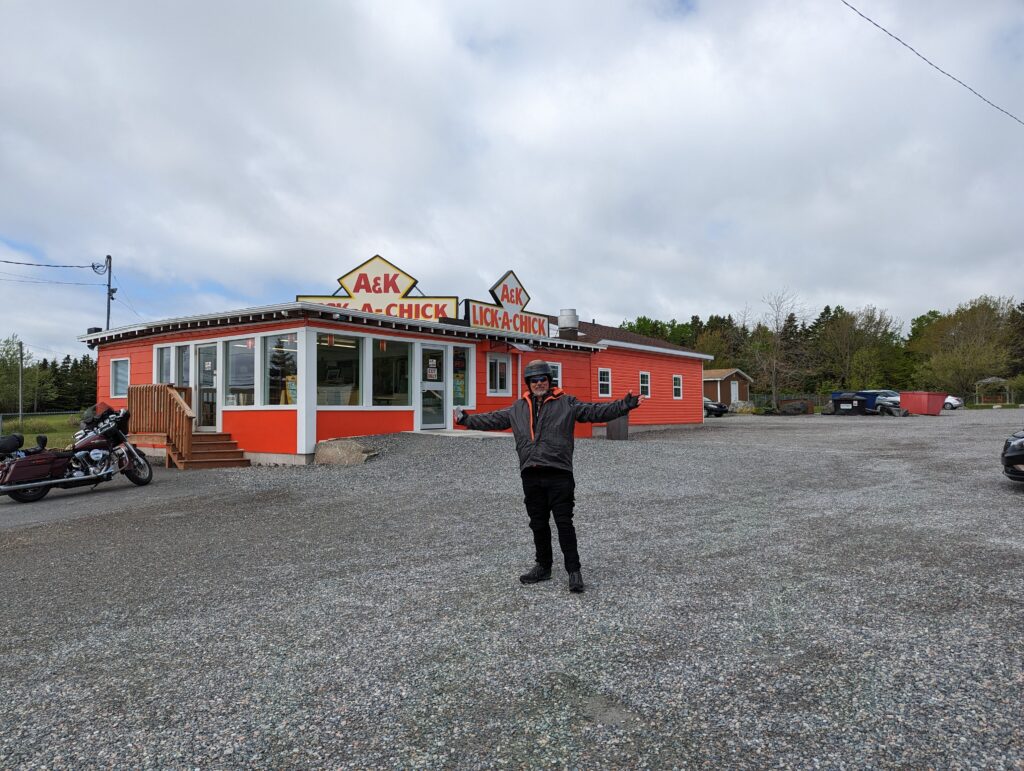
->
[111,358,130,398]
[598,368,611,398]
[639,371,651,398]
[673,375,682,399]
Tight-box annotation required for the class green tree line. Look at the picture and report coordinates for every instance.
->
[622,294,1024,405]
[0,335,97,413]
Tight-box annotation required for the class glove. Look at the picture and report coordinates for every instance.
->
[623,392,640,410]
[454,406,468,425]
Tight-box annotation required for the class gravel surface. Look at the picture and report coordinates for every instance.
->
[2,409,1022,768]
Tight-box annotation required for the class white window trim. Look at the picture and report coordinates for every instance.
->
[546,361,562,389]
[487,353,512,397]
[454,345,476,409]
[598,368,612,398]
[110,358,130,398]
[673,374,683,400]
[152,345,173,385]
[640,371,651,398]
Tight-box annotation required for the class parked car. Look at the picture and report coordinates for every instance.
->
[943,395,964,410]
[1002,429,1024,482]
[703,397,728,417]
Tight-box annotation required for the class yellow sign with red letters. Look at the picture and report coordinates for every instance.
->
[297,255,458,322]
[466,270,549,336]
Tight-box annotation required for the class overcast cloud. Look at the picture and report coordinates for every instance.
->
[2,0,1022,361]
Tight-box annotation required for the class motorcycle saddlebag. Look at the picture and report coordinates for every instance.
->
[0,454,71,485]
[0,433,24,455]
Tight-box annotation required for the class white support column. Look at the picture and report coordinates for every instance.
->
[362,336,373,406]
[444,344,454,429]
[411,341,423,431]
[215,342,225,433]
[254,336,264,408]
[297,327,317,454]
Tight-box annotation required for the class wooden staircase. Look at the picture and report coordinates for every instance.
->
[167,432,250,470]
[127,385,251,471]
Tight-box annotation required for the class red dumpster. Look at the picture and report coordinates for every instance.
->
[900,391,947,416]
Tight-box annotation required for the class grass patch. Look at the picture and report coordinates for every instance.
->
[0,412,82,449]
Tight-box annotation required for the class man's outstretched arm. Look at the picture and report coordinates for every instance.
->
[455,405,514,431]
[572,392,643,423]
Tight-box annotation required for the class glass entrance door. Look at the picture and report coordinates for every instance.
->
[420,347,446,429]
[196,344,218,430]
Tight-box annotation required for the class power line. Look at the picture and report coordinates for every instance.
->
[110,273,146,320]
[0,276,107,287]
[839,0,1024,129]
[0,258,102,269]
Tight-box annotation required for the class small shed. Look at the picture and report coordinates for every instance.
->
[975,376,1010,404]
[703,368,754,405]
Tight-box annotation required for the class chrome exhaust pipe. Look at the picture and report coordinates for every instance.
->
[0,470,114,494]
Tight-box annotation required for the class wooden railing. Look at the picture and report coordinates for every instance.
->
[127,384,193,433]
[167,388,194,460]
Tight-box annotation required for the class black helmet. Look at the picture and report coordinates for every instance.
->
[523,359,552,383]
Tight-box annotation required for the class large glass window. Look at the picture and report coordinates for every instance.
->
[111,359,129,398]
[317,333,362,405]
[453,347,470,407]
[372,338,411,406]
[175,345,190,387]
[264,333,298,405]
[225,338,255,406]
[155,347,172,384]
[487,353,511,396]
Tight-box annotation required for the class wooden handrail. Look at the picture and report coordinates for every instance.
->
[167,388,195,460]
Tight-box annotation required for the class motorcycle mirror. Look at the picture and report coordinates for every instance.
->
[36,435,48,449]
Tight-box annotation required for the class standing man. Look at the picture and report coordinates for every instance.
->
[454,360,643,593]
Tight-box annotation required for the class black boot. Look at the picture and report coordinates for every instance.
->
[519,563,552,584]
[568,570,585,593]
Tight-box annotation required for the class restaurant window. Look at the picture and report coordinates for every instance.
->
[264,333,298,406]
[155,347,172,384]
[372,338,411,406]
[317,333,362,405]
[175,345,190,387]
[111,358,129,398]
[673,375,683,399]
[639,371,651,398]
[453,346,471,407]
[487,353,511,396]
[598,368,611,398]
[546,362,562,389]
[225,338,255,406]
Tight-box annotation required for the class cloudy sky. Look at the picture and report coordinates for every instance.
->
[2,0,1022,361]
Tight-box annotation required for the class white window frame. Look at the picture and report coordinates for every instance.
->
[487,353,512,397]
[452,345,476,409]
[546,361,562,389]
[639,371,651,398]
[598,368,612,398]
[153,345,173,384]
[673,374,683,400]
[110,358,130,398]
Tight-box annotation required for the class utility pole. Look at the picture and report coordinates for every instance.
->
[18,340,24,426]
[104,254,116,330]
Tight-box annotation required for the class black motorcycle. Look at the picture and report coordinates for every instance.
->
[1002,429,1024,483]
[0,406,152,503]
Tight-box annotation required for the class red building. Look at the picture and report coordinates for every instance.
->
[80,258,711,465]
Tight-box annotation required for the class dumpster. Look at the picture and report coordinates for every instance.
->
[900,391,947,416]
[606,414,629,440]
[831,393,867,415]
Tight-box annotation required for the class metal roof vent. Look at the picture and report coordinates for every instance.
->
[558,309,579,340]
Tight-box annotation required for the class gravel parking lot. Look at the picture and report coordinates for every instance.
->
[2,409,1022,768]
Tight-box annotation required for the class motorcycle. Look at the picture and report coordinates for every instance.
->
[1002,428,1024,483]
[0,406,152,503]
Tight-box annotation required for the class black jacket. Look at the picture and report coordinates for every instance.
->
[461,389,633,473]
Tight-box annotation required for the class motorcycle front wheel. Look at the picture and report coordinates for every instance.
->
[124,454,153,486]
[8,485,51,503]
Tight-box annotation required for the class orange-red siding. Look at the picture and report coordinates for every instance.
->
[591,348,704,425]
[223,410,297,454]
[317,410,414,440]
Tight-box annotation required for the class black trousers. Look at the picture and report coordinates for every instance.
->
[521,468,579,572]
